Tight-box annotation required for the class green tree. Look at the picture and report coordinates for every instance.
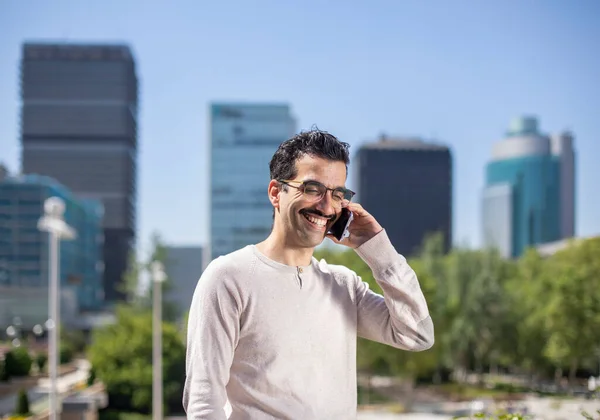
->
[88,305,186,414]
[414,232,451,383]
[87,366,96,386]
[508,248,552,377]
[35,352,48,373]
[62,328,88,354]
[118,233,179,322]
[0,359,9,381]
[5,347,32,377]
[119,250,144,306]
[542,237,600,382]
[60,343,75,364]
[443,247,514,381]
[15,389,30,415]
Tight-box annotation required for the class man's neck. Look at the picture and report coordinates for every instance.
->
[256,232,314,267]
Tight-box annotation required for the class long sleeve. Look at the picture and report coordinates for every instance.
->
[354,230,434,351]
[183,259,241,419]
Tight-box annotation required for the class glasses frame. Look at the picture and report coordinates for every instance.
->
[278,179,356,206]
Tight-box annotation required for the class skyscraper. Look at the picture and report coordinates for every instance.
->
[354,136,453,256]
[20,43,138,302]
[482,117,575,258]
[164,246,203,320]
[209,103,296,262]
[0,173,104,328]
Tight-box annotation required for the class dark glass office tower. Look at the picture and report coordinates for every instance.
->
[354,136,452,256]
[20,43,138,302]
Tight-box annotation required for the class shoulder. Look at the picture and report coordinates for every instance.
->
[314,257,358,286]
[196,246,256,293]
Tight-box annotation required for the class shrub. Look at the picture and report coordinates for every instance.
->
[35,352,47,372]
[0,359,9,381]
[60,343,74,364]
[14,389,30,415]
[5,348,32,377]
[87,366,96,386]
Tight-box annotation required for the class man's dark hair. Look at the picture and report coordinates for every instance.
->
[269,128,351,182]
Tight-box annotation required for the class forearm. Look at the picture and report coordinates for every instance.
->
[355,230,434,351]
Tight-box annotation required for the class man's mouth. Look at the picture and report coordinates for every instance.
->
[300,210,334,229]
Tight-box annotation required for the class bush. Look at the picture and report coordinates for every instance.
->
[60,343,74,364]
[63,329,88,354]
[5,348,32,377]
[35,352,48,372]
[0,359,9,381]
[87,366,96,386]
[14,389,30,415]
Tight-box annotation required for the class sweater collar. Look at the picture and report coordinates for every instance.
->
[250,245,316,273]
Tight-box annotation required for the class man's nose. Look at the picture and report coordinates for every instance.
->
[315,192,337,217]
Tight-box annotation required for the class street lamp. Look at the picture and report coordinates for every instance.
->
[38,197,76,420]
[151,261,167,420]
[6,317,23,347]
[6,325,20,348]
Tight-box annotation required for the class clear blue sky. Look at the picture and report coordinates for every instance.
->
[1,0,599,255]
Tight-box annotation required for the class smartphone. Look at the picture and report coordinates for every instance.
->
[328,208,353,241]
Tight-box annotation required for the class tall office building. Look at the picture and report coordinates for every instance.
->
[164,246,203,320]
[209,103,296,261]
[20,43,138,301]
[0,173,104,328]
[482,117,575,258]
[354,136,453,256]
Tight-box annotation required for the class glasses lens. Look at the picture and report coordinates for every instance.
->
[303,181,325,198]
[332,188,346,202]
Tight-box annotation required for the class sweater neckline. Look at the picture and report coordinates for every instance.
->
[250,245,316,273]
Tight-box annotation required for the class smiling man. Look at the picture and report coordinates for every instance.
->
[184,129,434,419]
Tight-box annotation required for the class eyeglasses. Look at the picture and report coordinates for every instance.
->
[279,179,355,207]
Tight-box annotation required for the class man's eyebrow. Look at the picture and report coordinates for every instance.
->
[303,178,347,190]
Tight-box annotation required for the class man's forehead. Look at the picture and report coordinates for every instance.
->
[295,156,346,174]
[296,165,347,188]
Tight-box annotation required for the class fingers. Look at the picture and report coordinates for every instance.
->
[345,202,370,218]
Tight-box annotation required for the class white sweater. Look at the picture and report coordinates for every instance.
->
[183,230,434,419]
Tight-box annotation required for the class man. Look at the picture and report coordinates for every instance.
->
[184,129,434,419]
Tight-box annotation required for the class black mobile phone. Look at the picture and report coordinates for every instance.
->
[328,208,353,241]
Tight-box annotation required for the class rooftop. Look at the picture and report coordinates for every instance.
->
[361,134,449,151]
[23,42,134,61]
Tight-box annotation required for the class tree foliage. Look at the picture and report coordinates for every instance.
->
[118,233,179,322]
[4,348,32,377]
[87,305,186,415]
[316,234,600,384]
[15,389,30,415]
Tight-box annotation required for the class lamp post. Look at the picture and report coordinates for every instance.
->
[151,261,167,420]
[38,197,76,420]
[6,319,21,348]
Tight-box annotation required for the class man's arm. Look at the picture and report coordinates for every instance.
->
[183,260,240,419]
[354,229,434,351]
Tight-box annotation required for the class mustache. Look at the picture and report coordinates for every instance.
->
[300,209,336,221]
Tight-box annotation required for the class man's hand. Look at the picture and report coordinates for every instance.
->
[326,202,383,249]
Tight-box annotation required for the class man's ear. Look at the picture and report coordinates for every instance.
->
[267,179,282,210]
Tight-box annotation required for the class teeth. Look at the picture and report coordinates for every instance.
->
[304,214,326,227]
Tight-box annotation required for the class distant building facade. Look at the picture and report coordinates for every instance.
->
[354,136,453,256]
[209,103,296,261]
[0,174,104,328]
[482,117,575,258]
[20,43,139,302]
[164,246,203,320]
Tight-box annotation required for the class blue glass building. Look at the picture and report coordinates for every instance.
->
[482,117,575,258]
[0,174,104,310]
[209,103,296,263]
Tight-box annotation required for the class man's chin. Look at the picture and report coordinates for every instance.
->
[297,231,326,248]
